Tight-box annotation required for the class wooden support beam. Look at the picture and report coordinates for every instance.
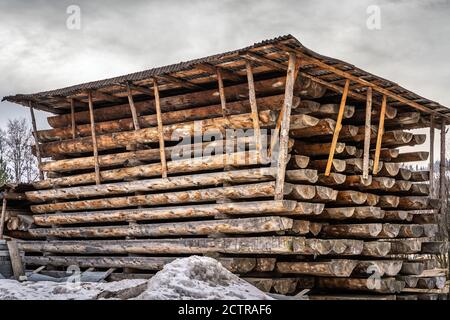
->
[7,240,25,281]
[325,79,350,176]
[70,98,76,139]
[126,82,141,130]
[373,95,387,175]
[87,92,101,185]
[363,87,373,179]
[430,115,435,197]
[116,82,153,96]
[244,51,287,72]
[29,102,44,180]
[439,121,447,240]
[195,63,242,82]
[157,74,202,90]
[90,90,121,103]
[153,79,168,178]
[216,68,231,127]
[274,53,297,200]
[277,43,449,119]
[0,197,7,239]
[245,61,263,161]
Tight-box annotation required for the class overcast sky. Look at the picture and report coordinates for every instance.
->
[0,0,449,155]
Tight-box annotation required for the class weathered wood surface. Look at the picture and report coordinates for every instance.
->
[30,182,288,213]
[24,256,260,273]
[35,150,264,189]
[308,159,346,173]
[390,152,429,163]
[319,207,383,220]
[362,241,392,257]
[276,260,357,277]
[320,224,382,238]
[285,169,319,184]
[316,277,405,294]
[32,200,323,226]
[46,76,326,128]
[27,168,278,202]
[29,216,293,238]
[38,95,300,142]
[353,260,403,277]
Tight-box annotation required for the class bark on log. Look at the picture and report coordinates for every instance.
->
[320,224,382,238]
[276,260,358,277]
[410,171,429,182]
[390,152,429,163]
[27,167,277,202]
[28,216,293,238]
[285,169,319,184]
[317,173,346,186]
[362,241,392,257]
[334,190,368,205]
[378,195,400,208]
[288,155,310,169]
[32,200,299,226]
[316,277,405,294]
[397,197,439,210]
[309,159,346,173]
[400,262,425,275]
[353,260,403,277]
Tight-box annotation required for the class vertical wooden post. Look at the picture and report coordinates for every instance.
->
[325,79,350,176]
[373,95,387,175]
[216,69,229,120]
[126,82,141,130]
[29,102,44,181]
[430,115,435,197]
[0,197,7,239]
[274,52,297,200]
[362,87,373,180]
[70,98,77,139]
[153,79,168,178]
[440,120,446,215]
[7,240,25,281]
[88,92,101,185]
[245,61,263,161]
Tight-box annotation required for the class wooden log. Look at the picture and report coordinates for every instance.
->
[319,207,383,220]
[334,190,368,205]
[307,103,355,119]
[320,224,382,238]
[373,95,387,174]
[378,163,400,177]
[317,173,346,186]
[363,88,372,179]
[396,168,412,181]
[313,186,338,202]
[422,224,438,237]
[18,236,298,255]
[387,239,422,254]
[87,92,101,185]
[27,168,278,202]
[366,193,380,206]
[429,115,435,196]
[316,277,405,294]
[29,104,44,180]
[7,215,34,232]
[362,241,391,257]
[244,278,273,292]
[342,175,372,188]
[378,195,400,208]
[396,275,419,288]
[274,53,296,200]
[293,141,345,157]
[390,152,429,163]
[289,220,311,235]
[288,155,310,169]
[389,180,413,193]
[276,260,357,277]
[397,197,439,210]
[285,169,319,184]
[378,224,401,238]
[35,150,263,189]
[7,240,25,280]
[385,112,421,127]
[308,294,396,300]
[32,200,323,226]
[352,105,397,122]
[30,182,288,213]
[344,158,380,175]
[361,177,395,191]
[24,256,257,273]
[353,260,403,277]
[398,225,424,238]
[255,258,277,272]
[328,239,364,255]
[272,278,298,295]
[410,171,429,182]
[374,149,400,161]
[288,185,316,201]
[0,198,6,239]
[290,118,335,138]
[153,79,168,178]
[309,159,346,173]
[28,217,294,238]
[46,76,324,128]
[41,134,283,174]
[383,211,412,222]
[400,262,425,275]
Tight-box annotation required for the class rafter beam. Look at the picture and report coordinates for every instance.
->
[243,51,287,72]
[156,74,203,90]
[276,43,450,120]
[196,63,242,82]
[116,82,153,96]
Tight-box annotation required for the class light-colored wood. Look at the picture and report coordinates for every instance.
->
[439,121,446,219]
[325,79,350,176]
[7,240,25,280]
[153,79,168,178]
[29,102,44,180]
[274,53,297,200]
[245,61,263,160]
[373,95,387,174]
[87,91,101,185]
[216,68,230,124]
[126,82,140,130]
[429,115,435,196]
[70,98,76,139]
[363,87,372,179]
[0,198,7,239]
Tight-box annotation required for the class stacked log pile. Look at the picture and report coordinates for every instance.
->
[9,72,447,300]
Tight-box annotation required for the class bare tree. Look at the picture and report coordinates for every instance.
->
[0,128,9,185]
[5,118,38,183]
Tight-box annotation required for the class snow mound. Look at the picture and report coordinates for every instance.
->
[0,256,272,300]
[135,256,272,300]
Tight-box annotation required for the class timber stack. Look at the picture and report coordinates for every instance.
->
[2,35,449,300]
